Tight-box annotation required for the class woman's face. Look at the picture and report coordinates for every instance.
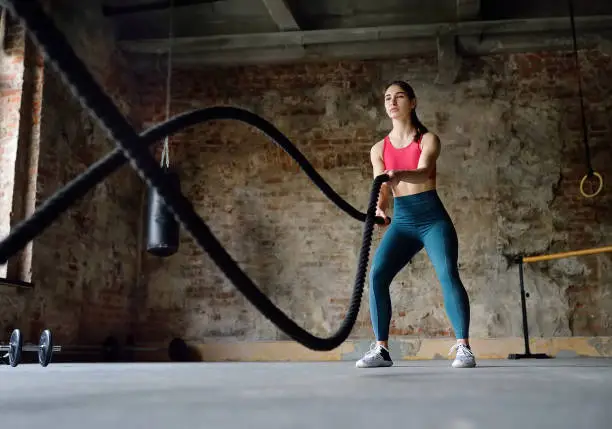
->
[384,84,415,120]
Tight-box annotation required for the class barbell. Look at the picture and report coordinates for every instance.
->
[1,328,189,367]
[0,328,60,367]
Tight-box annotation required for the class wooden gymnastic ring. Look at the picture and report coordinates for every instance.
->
[580,171,603,198]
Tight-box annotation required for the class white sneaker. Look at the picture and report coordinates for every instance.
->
[356,343,393,368]
[449,343,476,368]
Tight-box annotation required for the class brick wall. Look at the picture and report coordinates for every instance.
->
[0,1,145,346]
[0,15,25,279]
[27,1,145,345]
[3,1,609,351]
[133,48,611,344]
[7,35,45,284]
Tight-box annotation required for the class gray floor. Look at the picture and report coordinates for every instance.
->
[1,358,612,428]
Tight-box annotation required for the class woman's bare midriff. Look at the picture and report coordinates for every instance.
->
[390,178,436,198]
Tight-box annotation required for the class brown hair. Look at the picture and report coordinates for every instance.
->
[385,80,428,141]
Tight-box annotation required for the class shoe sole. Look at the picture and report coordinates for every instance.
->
[356,361,394,368]
[451,361,476,368]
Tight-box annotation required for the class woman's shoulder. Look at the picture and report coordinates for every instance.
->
[419,131,441,153]
[421,131,439,141]
[420,131,441,145]
[370,136,387,156]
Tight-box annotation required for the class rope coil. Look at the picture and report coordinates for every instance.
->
[1,0,388,351]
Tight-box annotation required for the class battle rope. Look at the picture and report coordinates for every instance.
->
[568,0,603,198]
[1,0,389,351]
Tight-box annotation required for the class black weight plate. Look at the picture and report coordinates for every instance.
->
[168,337,188,362]
[38,329,53,367]
[102,336,120,362]
[9,328,23,367]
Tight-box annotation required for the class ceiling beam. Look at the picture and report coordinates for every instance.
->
[102,0,221,16]
[261,0,299,31]
[457,0,480,21]
[119,15,612,67]
[435,32,461,85]
[437,0,481,85]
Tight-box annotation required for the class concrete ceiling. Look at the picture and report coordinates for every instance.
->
[101,0,612,71]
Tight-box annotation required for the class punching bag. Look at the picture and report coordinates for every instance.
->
[145,167,180,257]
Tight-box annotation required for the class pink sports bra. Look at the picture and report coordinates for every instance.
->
[382,134,435,178]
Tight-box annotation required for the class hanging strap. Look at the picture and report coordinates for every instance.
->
[568,0,593,176]
[160,0,174,169]
[568,0,604,198]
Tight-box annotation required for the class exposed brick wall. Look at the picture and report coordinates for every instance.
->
[490,50,612,337]
[133,47,611,345]
[8,35,45,284]
[27,2,145,345]
[5,1,609,350]
[0,1,145,346]
[27,69,142,345]
[0,16,25,279]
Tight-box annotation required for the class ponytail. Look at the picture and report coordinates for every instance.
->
[410,109,428,141]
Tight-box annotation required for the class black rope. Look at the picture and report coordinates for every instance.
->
[1,0,389,351]
[0,106,385,263]
[568,0,593,176]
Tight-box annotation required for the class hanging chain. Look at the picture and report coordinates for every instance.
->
[160,0,174,169]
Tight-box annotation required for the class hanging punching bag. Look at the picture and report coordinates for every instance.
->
[145,167,180,257]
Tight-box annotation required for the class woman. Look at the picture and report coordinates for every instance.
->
[356,80,476,369]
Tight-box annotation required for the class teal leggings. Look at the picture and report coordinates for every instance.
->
[369,190,470,340]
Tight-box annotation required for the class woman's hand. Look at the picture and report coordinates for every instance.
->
[375,207,390,228]
[383,170,400,186]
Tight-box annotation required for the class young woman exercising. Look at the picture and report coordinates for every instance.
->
[356,80,476,369]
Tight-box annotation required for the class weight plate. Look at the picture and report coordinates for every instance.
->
[102,336,120,362]
[38,329,53,367]
[168,337,188,362]
[8,328,23,367]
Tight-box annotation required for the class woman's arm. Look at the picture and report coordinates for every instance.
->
[370,142,390,211]
[387,133,441,184]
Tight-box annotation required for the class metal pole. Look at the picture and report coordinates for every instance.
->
[518,260,531,355]
[508,257,551,360]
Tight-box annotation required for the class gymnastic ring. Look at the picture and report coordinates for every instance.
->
[579,171,603,198]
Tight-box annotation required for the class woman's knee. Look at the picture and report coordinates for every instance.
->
[435,261,460,282]
[369,262,391,293]
[440,268,467,293]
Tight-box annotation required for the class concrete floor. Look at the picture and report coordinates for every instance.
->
[1,358,611,428]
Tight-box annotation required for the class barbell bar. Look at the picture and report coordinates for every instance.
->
[66,336,189,362]
[2,329,189,366]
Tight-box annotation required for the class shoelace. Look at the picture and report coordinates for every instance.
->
[364,342,381,357]
[449,343,474,358]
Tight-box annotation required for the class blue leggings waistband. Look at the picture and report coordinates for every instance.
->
[391,190,449,224]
